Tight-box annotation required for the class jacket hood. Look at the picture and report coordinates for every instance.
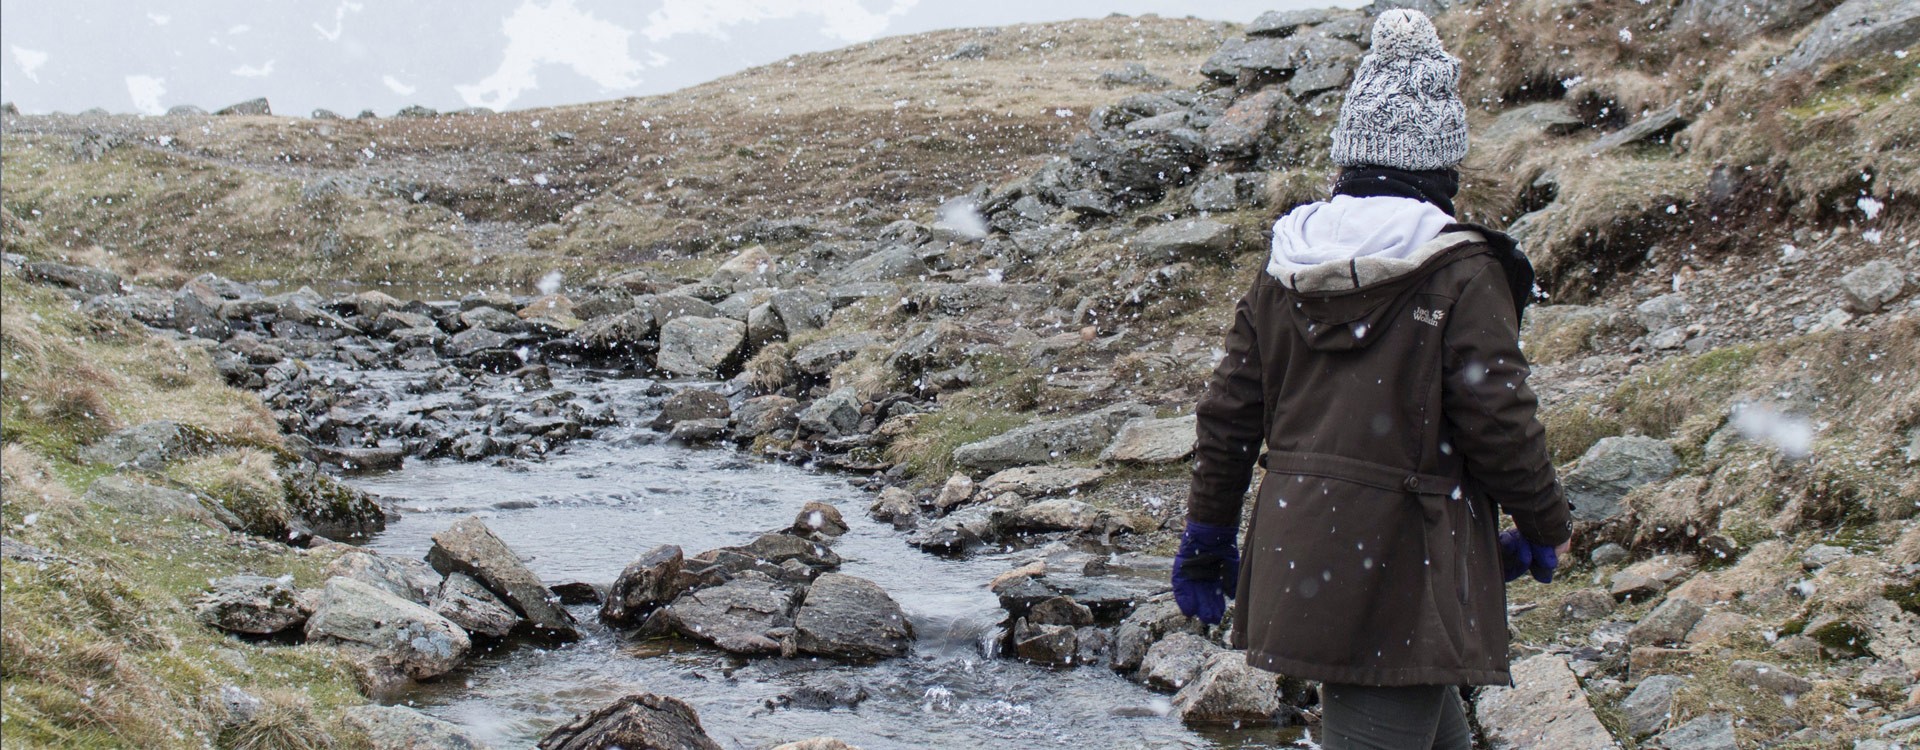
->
[1268,195,1456,285]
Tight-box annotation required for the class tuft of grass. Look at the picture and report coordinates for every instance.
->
[166,449,293,539]
[219,689,335,750]
[885,406,1027,481]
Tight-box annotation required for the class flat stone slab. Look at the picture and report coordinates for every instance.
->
[1476,654,1621,750]
[1099,415,1197,464]
[427,516,579,641]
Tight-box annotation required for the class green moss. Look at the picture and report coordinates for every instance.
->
[282,472,387,539]
[885,406,1027,480]
[1808,619,1870,658]
[1883,582,1920,617]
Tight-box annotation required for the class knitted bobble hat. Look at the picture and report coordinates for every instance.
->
[1329,9,1469,171]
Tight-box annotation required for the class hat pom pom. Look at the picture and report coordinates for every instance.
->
[1369,9,1443,58]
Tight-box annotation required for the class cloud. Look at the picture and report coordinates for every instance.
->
[126,75,166,115]
[456,0,646,111]
[232,60,276,78]
[383,75,417,95]
[642,0,920,43]
[314,1,365,42]
[10,46,48,83]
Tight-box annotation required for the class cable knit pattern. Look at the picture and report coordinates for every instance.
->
[1329,9,1469,170]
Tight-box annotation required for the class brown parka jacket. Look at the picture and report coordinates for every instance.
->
[1186,222,1572,687]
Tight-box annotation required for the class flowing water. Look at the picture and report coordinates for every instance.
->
[344,366,1308,749]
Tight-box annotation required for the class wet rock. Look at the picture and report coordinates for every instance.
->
[535,693,723,750]
[650,571,797,655]
[1248,7,1347,35]
[79,420,217,471]
[305,577,470,682]
[739,532,843,569]
[343,704,496,750]
[652,388,731,430]
[640,294,719,327]
[952,403,1153,472]
[771,677,870,711]
[324,550,440,605]
[427,516,579,641]
[1141,632,1224,690]
[1566,436,1678,525]
[1475,654,1616,750]
[1651,713,1735,750]
[1587,104,1689,155]
[216,97,271,116]
[1621,674,1686,739]
[314,445,405,473]
[82,475,229,530]
[655,316,747,378]
[1628,598,1707,647]
[732,395,801,441]
[1112,594,1205,671]
[792,501,849,537]
[574,308,658,353]
[1779,0,1920,74]
[1728,659,1811,696]
[868,487,920,528]
[904,506,994,555]
[797,388,862,438]
[793,573,913,660]
[771,739,860,750]
[1129,220,1236,263]
[446,328,515,359]
[283,470,388,539]
[603,545,688,626]
[1081,134,1205,203]
[432,572,520,639]
[1173,651,1281,724]
[450,434,495,462]
[195,575,311,635]
[519,295,577,324]
[1028,596,1095,627]
[978,466,1107,499]
[1611,556,1694,602]
[457,306,526,334]
[1010,617,1079,664]
[1839,259,1907,313]
[550,581,602,605]
[21,261,121,297]
[1099,415,1196,464]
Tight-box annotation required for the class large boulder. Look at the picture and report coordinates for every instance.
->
[792,333,881,378]
[1779,0,1920,74]
[195,575,312,635]
[21,261,122,297]
[343,705,495,750]
[1839,259,1907,313]
[952,403,1153,472]
[82,475,232,530]
[655,316,747,378]
[215,97,272,116]
[431,572,521,639]
[769,289,833,333]
[649,571,797,655]
[978,466,1108,498]
[1565,436,1679,525]
[1140,632,1224,690]
[1005,498,1132,535]
[797,389,863,438]
[1099,415,1197,464]
[573,309,658,354]
[732,396,801,441]
[79,420,217,470]
[1475,654,1618,750]
[536,693,723,750]
[427,517,579,641]
[304,577,471,682]
[1172,651,1282,724]
[602,545,688,626]
[651,388,730,431]
[792,573,914,660]
[324,550,441,605]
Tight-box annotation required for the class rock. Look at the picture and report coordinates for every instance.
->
[215,98,272,116]
[1651,713,1735,750]
[1635,293,1694,333]
[1611,556,1694,602]
[1028,596,1095,627]
[550,581,601,605]
[282,470,388,539]
[769,289,833,333]
[1839,260,1907,313]
[456,306,526,334]
[793,501,849,537]
[978,466,1108,498]
[1007,498,1131,535]
[793,573,913,659]
[1523,305,1638,362]
[1683,611,1753,645]
[1622,674,1686,739]
[1201,37,1297,81]
[1081,134,1205,202]
[655,316,747,378]
[1248,7,1347,35]
[650,571,796,655]
[641,295,721,329]
[933,473,977,512]
[79,420,216,471]
[952,403,1153,472]
[574,309,658,353]
[195,575,311,635]
[770,739,860,750]
[1129,220,1236,262]
[989,560,1047,592]
[1205,87,1294,159]
[1629,646,1695,682]
[603,545,688,626]
[1591,543,1631,566]
[652,388,730,430]
[305,577,470,682]
[1189,173,1267,212]
[1476,654,1618,750]
[738,532,843,569]
[219,684,263,724]
[1098,62,1171,88]
[1112,594,1206,671]
[791,333,880,377]
[1559,589,1617,621]
[314,445,405,473]
[1141,632,1224,690]
[868,487,920,528]
[732,396,801,440]
[1588,104,1690,155]
[828,245,928,284]
[427,516,579,641]
[797,388,862,438]
[166,104,206,116]
[343,705,495,750]
[324,550,441,605]
[1173,650,1281,724]
[1674,0,1833,34]
[1288,42,1360,97]
[21,261,121,297]
[771,676,870,711]
[82,475,229,529]
[445,328,515,359]
[904,506,994,555]
[1728,660,1811,696]
[1566,436,1679,525]
[1629,598,1707,647]
[431,572,520,639]
[1485,101,1586,142]
[1010,618,1079,664]
[536,693,723,750]
[1802,543,1852,569]
[1099,415,1197,464]
[669,418,727,444]
[1779,0,1920,74]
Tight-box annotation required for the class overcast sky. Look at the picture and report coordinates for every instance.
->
[0,0,1366,116]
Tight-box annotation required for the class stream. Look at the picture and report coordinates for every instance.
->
[342,365,1307,749]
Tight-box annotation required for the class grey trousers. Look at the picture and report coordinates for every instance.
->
[1319,683,1472,750]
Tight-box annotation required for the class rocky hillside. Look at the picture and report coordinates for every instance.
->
[4,0,1920,748]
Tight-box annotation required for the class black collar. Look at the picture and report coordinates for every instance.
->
[1332,167,1460,217]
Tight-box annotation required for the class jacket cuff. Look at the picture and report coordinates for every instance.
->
[1509,483,1573,548]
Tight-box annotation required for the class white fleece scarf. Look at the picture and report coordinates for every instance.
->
[1267,195,1479,292]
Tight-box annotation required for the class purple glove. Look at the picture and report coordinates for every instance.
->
[1172,520,1240,625]
[1499,529,1560,584]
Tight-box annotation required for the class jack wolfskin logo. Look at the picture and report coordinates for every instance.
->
[1413,307,1447,326]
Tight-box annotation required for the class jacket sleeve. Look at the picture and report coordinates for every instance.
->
[1440,260,1572,546]
[1185,280,1267,529]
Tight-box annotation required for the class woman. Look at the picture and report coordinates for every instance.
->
[1170,10,1574,749]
